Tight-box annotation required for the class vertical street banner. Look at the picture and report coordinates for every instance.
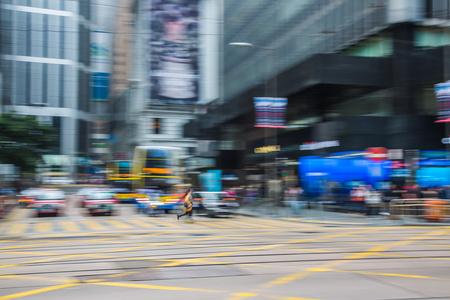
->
[435,80,450,123]
[254,97,287,128]
[91,31,111,101]
[148,0,199,105]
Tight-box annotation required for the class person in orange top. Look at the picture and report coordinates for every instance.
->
[177,188,193,221]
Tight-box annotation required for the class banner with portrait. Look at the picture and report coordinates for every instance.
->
[148,0,199,105]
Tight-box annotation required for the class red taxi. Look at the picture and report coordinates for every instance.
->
[17,188,43,207]
[84,190,119,216]
[29,189,66,217]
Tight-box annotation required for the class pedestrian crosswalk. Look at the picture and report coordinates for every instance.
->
[0,217,314,235]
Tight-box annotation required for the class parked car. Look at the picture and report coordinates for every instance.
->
[30,189,66,217]
[133,189,166,215]
[76,187,106,208]
[17,188,43,207]
[192,191,240,216]
[84,190,119,216]
[42,177,74,185]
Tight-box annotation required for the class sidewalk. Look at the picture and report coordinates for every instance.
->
[234,203,450,226]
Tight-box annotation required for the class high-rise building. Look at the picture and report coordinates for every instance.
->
[89,0,117,159]
[185,0,450,185]
[0,0,94,173]
[110,0,221,162]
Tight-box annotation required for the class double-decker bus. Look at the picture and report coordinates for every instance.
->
[132,146,184,193]
[106,160,139,189]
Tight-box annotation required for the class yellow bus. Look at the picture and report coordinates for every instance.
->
[132,146,184,193]
[106,160,139,189]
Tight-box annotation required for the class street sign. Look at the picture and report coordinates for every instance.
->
[435,80,450,123]
[365,147,388,162]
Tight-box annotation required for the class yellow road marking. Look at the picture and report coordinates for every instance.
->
[217,220,251,229]
[4,251,60,256]
[92,282,319,300]
[249,218,310,228]
[6,223,28,235]
[196,221,230,229]
[261,228,450,291]
[0,254,77,269]
[371,252,450,261]
[0,241,69,250]
[146,218,180,228]
[0,274,75,283]
[59,221,81,232]
[100,244,155,253]
[224,219,274,229]
[104,220,133,229]
[282,217,369,225]
[185,221,211,229]
[0,283,79,300]
[91,281,225,293]
[340,241,387,246]
[81,220,106,231]
[35,222,52,233]
[284,248,332,253]
[222,219,273,228]
[421,244,450,248]
[311,268,450,280]
[127,219,157,228]
[232,292,259,297]
[172,220,209,228]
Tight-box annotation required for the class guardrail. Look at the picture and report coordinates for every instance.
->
[389,198,450,222]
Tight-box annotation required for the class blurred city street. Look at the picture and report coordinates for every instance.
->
[2,0,450,299]
[1,191,450,300]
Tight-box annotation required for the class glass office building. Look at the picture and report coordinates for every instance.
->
[0,0,93,169]
[185,0,450,182]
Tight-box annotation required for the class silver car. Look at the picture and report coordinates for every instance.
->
[192,191,240,216]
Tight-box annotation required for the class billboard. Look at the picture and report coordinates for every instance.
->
[254,97,287,128]
[148,0,199,105]
[435,80,450,123]
[91,31,111,101]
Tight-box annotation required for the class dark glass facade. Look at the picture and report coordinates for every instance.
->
[0,1,93,170]
[185,0,450,178]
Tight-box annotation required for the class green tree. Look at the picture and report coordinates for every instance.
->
[0,113,57,173]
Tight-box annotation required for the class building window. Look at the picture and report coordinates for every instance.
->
[149,118,162,134]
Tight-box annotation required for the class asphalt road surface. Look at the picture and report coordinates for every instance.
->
[1,189,450,299]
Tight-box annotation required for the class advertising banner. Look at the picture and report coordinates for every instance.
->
[90,31,111,101]
[148,0,199,105]
[254,97,287,128]
[435,80,450,123]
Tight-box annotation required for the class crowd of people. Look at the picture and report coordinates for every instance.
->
[218,182,449,217]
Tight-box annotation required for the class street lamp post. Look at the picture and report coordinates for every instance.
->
[229,42,278,203]
[228,43,277,98]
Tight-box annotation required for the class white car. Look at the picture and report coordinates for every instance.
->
[42,177,74,185]
[30,189,66,217]
[192,191,240,216]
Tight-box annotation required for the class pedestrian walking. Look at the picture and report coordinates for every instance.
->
[289,187,305,216]
[364,187,382,216]
[177,188,194,221]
